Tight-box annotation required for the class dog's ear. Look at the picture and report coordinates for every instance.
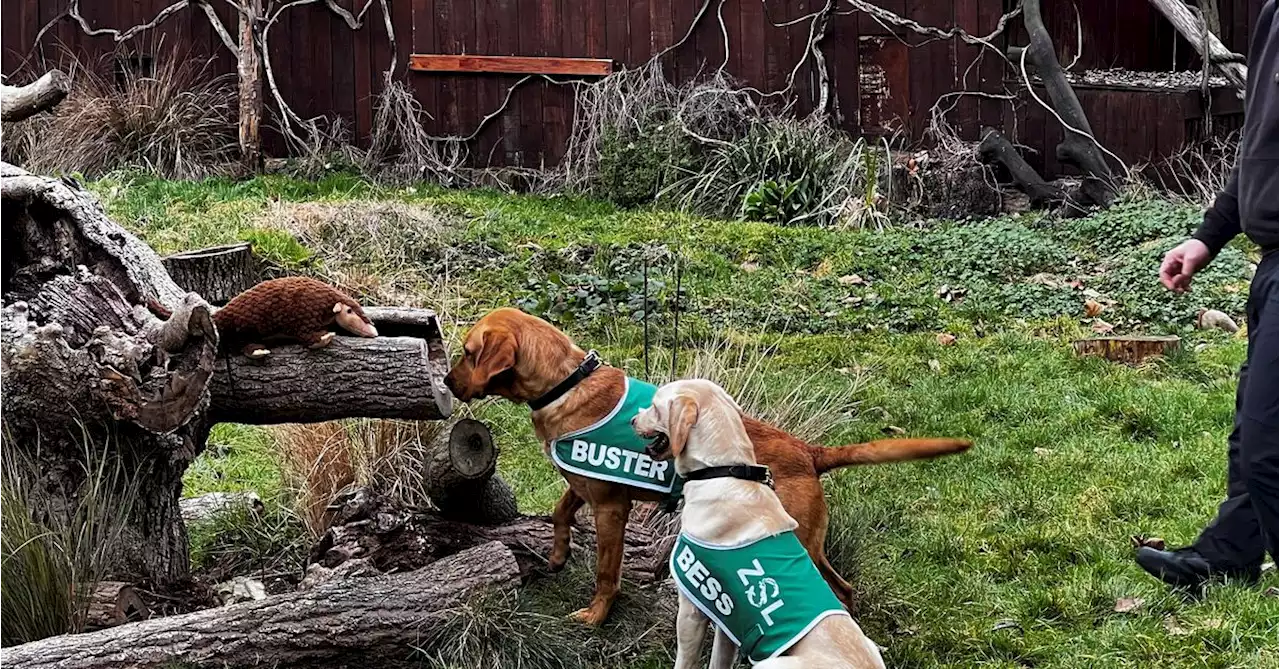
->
[470,328,517,389]
[667,394,699,458]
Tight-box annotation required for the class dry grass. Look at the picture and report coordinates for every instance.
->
[3,46,237,178]
[1154,135,1239,208]
[362,81,468,186]
[256,199,463,306]
[274,419,448,538]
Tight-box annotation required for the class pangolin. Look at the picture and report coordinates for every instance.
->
[149,277,378,358]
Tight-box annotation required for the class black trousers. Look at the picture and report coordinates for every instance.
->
[1194,250,1279,568]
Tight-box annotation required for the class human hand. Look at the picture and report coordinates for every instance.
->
[1159,239,1213,293]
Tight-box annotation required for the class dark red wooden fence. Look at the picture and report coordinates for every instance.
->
[1,0,1260,174]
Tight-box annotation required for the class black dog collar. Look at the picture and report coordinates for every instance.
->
[528,350,603,411]
[683,464,774,489]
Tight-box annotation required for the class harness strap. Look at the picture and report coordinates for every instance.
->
[528,350,602,411]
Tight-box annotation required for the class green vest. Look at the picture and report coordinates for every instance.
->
[550,377,684,495]
[670,530,848,664]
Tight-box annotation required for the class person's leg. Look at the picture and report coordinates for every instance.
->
[1138,253,1276,586]
[1240,253,1279,560]
[1193,364,1267,569]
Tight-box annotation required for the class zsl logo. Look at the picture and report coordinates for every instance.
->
[737,559,785,625]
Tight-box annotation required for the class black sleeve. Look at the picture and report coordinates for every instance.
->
[1192,163,1243,255]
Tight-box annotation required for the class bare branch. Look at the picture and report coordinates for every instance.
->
[842,0,1020,62]
[197,0,240,53]
[66,0,194,43]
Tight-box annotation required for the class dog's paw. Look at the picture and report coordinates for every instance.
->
[547,551,569,572]
[568,606,607,627]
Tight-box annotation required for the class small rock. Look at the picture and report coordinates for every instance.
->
[838,274,865,286]
[215,577,266,605]
[928,359,942,373]
[1197,309,1240,333]
[842,296,863,305]
[741,260,760,272]
[1033,447,1054,457]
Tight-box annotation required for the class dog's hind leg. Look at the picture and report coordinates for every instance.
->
[674,593,711,669]
[569,498,630,626]
[548,488,585,572]
[815,552,856,610]
[709,628,736,669]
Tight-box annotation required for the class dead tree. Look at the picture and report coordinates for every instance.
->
[0,161,452,585]
[3,542,521,669]
[998,0,1118,210]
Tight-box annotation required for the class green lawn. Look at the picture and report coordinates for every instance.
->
[96,172,1277,668]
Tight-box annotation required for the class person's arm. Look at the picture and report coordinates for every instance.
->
[1160,165,1242,293]
[1191,164,1243,255]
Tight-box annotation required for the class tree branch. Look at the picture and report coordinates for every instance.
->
[1,69,71,122]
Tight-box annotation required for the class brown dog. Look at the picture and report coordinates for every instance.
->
[444,308,971,626]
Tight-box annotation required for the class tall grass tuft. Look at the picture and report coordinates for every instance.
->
[2,45,237,178]
[0,427,140,646]
[274,419,449,537]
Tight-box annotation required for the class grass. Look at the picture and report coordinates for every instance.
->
[91,171,1277,668]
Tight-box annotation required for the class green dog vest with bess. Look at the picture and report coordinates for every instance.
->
[670,530,849,663]
[550,377,684,495]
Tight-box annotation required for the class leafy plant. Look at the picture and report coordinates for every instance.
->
[517,244,681,327]
[921,219,1070,282]
[742,179,807,226]
[240,227,313,269]
[595,123,696,208]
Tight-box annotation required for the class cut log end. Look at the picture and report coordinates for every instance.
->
[449,418,498,478]
[1072,335,1181,363]
[83,581,151,631]
[426,419,519,525]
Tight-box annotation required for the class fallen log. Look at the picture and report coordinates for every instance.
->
[1,70,71,122]
[161,243,259,305]
[4,541,521,669]
[426,417,520,525]
[81,582,150,631]
[208,335,453,424]
[1072,335,1181,363]
[180,491,265,523]
[311,489,673,582]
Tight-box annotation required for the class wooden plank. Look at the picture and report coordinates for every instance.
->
[292,1,314,117]
[737,0,765,90]
[331,0,357,139]
[628,0,651,65]
[827,7,860,129]
[408,54,613,75]
[311,1,334,126]
[473,0,502,165]
[447,0,475,140]
[650,0,675,76]
[408,0,437,133]
[496,0,521,165]
[518,0,546,164]
[541,0,568,164]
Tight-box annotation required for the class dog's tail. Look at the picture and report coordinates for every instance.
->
[809,438,972,474]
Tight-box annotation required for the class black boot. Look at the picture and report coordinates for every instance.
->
[1135,546,1261,588]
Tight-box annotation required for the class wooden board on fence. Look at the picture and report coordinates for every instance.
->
[408,54,613,76]
[1072,335,1181,363]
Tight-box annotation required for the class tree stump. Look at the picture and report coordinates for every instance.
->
[161,243,259,305]
[3,542,521,669]
[82,582,150,631]
[1072,335,1182,363]
[425,418,520,525]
